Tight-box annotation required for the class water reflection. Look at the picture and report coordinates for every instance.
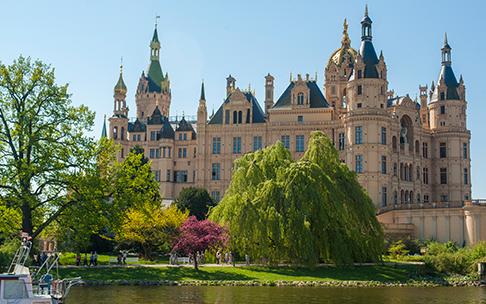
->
[68,286,486,304]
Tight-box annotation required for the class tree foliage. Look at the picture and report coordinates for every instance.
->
[172,216,228,269]
[0,56,161,241]
[209,131,383,265]
[175,187,215,220]
[118,204,188,259]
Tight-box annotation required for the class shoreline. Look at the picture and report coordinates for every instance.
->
[79,278,479,288]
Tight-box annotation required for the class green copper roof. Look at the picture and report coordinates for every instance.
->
[147,60,164,92]
[152,28,160,43]
[114,70,127,93]
[101,115,107,138]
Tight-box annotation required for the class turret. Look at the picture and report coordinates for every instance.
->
[419,85,429,128]
[264,73,274,114]
[109,62,129,159]
[113,62,128,117]
[226,75,236,97]
[197,81,207,124]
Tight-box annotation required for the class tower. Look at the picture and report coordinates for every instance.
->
[264,73,274,115]
[428,34,471,204]
[226,75,236,97]
[324,19,357,109]
[135,23,172,119]
[108,63,129,160]
[344,6,390,208]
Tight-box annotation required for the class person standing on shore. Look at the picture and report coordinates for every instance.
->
[93,251,98,266]
[75,253,81,266]
[245,254,250,266]
[83,253,88,267]
[216,250,221,264]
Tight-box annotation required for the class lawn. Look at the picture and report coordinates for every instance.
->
[58,264,429,283]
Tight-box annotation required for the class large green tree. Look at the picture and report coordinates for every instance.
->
[175,187,215,220]
[209,131,383,265]
[0,57,160,240]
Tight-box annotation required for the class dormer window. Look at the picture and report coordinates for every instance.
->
[297,93,304,105]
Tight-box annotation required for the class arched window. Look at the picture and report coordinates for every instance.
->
[246,109,250,123]
[121,127,125,140]
[297,93,304,105]
[238,111,243,124]
[113,126,118,140]
[400,163,404,180]
[392,136,397,152]
[233,111,237,124]
[405,191,409,204]
[417,193,421,203]
[393,191,398,205]
[410,191,414,203]
[400,190,404,204]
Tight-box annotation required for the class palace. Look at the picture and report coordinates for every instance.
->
[105,7,486,244]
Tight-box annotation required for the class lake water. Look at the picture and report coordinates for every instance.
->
[68,286,486,303]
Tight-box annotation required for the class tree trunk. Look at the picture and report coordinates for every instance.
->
[193,252,198,270]
[21,201,33,236]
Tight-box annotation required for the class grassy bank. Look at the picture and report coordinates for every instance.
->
[56,264,475,287]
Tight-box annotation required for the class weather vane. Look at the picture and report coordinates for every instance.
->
[155,15,160,27]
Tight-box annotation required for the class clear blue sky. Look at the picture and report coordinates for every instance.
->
[1,0,484,197]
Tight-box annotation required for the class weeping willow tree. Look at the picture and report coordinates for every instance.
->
[209,131,383,265]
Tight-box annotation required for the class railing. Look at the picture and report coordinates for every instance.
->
[378,201,465,214]
[128,115,197,124]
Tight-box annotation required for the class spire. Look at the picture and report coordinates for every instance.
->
[361,5,373,41]
[114,59,127,94]
[341,18,351,48]
[101,115,107,138]
[441,32,452,65]
[150,18,161,61]
[200,81,206,100]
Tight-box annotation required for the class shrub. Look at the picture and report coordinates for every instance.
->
[388,240,409,259]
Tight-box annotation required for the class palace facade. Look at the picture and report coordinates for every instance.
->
[106,8,486,244]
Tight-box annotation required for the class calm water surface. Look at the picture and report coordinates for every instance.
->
[68,286,486,304]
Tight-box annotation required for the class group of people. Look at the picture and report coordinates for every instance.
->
[116,251,128,265]
[216,250,235,265]
[32,251,50,266]
[75,251,98,267]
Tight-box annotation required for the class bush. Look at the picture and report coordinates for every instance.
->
[424,241,486,275]
[388,240,409,259]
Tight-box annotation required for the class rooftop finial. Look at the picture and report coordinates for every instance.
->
[444,32,448,46]
[341,18,351,47]
[155,15,160,28]
[365,4,368,17]
[120,57,123,74]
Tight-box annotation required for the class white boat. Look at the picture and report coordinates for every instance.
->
[0,237,81,304]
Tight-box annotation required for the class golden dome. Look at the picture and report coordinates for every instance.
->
[328,19,357,67]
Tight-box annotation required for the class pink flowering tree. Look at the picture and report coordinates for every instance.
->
[172,216,228,270]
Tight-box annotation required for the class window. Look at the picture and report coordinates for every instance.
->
[120,127,124,139]
[415,140,420,155]
[183,133,187,140]
[212,137,221,154]
[253,136,262,151]
[357,85,362,95]
[357,70,362,79]
[440,195,448,202]
[132,134,137,141]
[297,115,304,123]
[381,187,387,207]
[167,147,171,158]
[422,142,428,158]
[212,163,221,180]
[137,134,141,141]
[355,126,363,144]
[393,191,398,204]
[464,168,468,185]
[154,170,161,182]
[440,105,446,114]
[392,136,397,152]
[296,135,305,152]
[162,147,167,158]
[174,170,188,183]
[355,155,363,173]
[331,86,336,95]
[211,191,221,203]
[423,168,429,184]
[393,163,397,176]
[238,111,243,124]
[463,143,468,159]
[225,110,230,124]
[113,126,118,140]
[150,148,156,159]
[281,135,290,150]
[233,137,241,154]
[178,148,187,158]
[166,170,171,182]
[3,280,29,299]
[179,133,183,140]
[416,166,420,181]
[246,109,250,123]
[381,156,387,174]
[381,127,387,145]
[297,93,304,105]
[440,167,447,184]
[440,92,445,100]
[357,103,362,108]
[439,142,447,158]
[150,131,159,141]
[424,195,429,203]
[233,111,237,124]
[338,132,345,151]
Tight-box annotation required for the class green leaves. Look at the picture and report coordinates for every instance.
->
[210,131,383,265]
